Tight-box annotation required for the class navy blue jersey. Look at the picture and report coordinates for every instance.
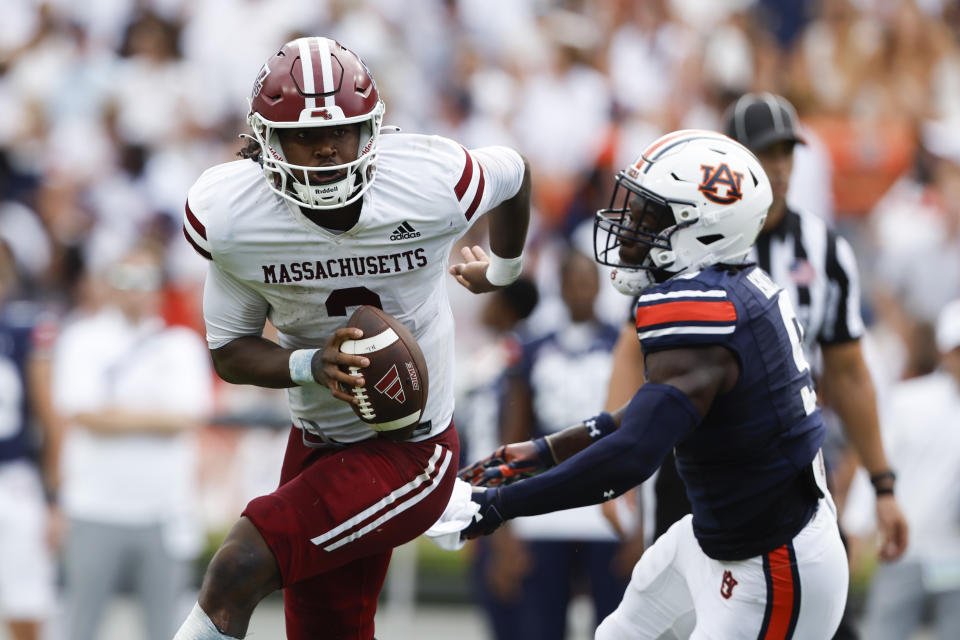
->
[635,264,825,559]
[0,309,39,464]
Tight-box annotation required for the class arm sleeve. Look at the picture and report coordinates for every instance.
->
[498,383,701,519]
[203,261,269,349]
[821,232,865,343]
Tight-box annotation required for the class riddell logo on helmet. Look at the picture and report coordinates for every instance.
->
[359,137,375,157]
[699,163,744,205]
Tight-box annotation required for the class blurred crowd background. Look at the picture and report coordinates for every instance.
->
[2,0,960,638]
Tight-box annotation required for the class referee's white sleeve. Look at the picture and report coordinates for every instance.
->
[203,261,269,349]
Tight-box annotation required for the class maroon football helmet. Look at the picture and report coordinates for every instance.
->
[247,37,385,209]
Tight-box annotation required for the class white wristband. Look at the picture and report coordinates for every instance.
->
[485,251,523,286]
[289,349,320,385]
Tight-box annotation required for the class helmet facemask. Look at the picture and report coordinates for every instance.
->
[594,130,772,296]
[247,104,384,210]
[594,175,694,296]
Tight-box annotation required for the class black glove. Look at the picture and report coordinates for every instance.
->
[461,486,506,539]
[458,437,554,487]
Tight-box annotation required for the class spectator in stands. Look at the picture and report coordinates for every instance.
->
[52,243,213,640]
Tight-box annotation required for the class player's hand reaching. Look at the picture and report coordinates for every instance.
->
[459,437,555,487]
[449,245,498,294]
[313,327,370,405]
[461,487,506,539]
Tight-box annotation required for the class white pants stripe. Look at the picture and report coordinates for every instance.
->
[311,444,449,551]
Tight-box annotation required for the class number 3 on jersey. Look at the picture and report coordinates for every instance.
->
[748,269,817,416]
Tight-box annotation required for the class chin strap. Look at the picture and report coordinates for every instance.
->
[610,267,655,296]
[291,172,358,208]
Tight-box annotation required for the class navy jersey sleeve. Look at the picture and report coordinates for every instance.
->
[634,275,739,355]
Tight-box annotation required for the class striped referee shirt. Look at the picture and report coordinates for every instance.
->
[749,207,865,367]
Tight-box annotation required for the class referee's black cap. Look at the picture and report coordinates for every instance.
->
[722,93,806,153]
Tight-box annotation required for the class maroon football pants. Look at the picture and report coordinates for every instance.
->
[243,423,459,639]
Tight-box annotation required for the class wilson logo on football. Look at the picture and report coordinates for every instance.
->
[698,163,744,205]
[375,364,406,403]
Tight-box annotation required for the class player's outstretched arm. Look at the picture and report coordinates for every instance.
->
[459,407,622,487]
[462,345,737,538]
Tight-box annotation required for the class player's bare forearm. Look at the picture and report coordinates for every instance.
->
[211,336,299,388]
[546,422,605,463]
[500,378,535,443]
[486,156,530,259]
[821,341,889,473]
[211,332,369,402]
[605,322,646,411]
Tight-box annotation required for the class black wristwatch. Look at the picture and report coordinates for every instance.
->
[869,470,896,496]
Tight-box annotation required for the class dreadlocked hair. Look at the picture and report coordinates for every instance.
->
[238,137,262,162]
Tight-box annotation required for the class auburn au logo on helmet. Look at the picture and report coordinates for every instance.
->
[699,163,744,205]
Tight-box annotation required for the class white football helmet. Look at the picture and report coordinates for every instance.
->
[594,130,772,296]
[247,37,385,210]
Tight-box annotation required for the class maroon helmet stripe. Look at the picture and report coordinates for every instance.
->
[464,163,485,222]
[182,225,212,260]
[454,147,474,200]
[184,202,207,240]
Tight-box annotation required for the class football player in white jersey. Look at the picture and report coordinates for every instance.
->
[174,37,530,640]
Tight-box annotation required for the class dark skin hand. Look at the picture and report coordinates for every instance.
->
[210,329,369,405]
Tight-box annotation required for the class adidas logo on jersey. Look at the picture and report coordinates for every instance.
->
[390,222,421,241]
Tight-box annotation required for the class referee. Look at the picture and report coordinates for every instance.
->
[602,93,909,638]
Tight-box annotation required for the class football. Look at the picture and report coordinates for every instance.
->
[339,306,429,438]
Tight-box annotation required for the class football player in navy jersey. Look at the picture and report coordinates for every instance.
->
[461,130,849,638]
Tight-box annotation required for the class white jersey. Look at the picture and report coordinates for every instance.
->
[184,132,524,443]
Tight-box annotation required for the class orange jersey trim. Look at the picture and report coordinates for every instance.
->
[636,300,737,329]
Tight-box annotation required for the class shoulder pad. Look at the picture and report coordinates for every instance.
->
[635,278,737,347]
[182,168,222,261]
